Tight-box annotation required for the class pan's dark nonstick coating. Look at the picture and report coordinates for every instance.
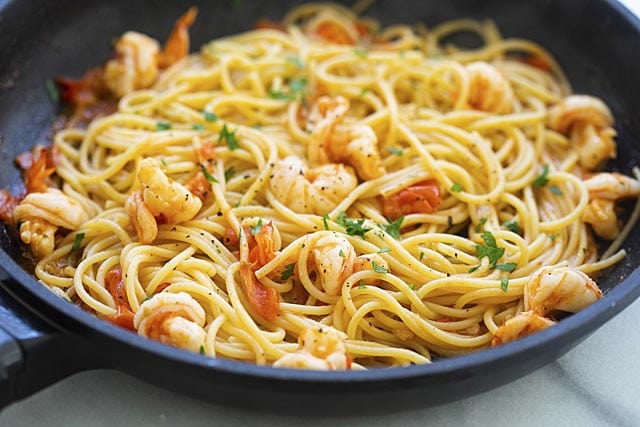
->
[1,0,640,414]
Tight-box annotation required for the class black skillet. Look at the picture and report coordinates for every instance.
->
[1,0,640,415]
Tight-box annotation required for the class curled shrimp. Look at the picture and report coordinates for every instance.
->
[526,266,602,316]
[134,292,207,353]
[308,232,356,296]
[272,326,352,370]
[126,158,202,243]
[157,7,198,68]
[466,62,515,114]
[491,311,555,346]
[104,31,160,97]
[353,253,389,285]
[547,95,614,134]
[308,96,385,180]
[269,155,357,216]
[582,172,640,240]
[13,188,89,258]
[548,95,616,170]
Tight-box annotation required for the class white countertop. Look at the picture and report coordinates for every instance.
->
[2,1,640,425]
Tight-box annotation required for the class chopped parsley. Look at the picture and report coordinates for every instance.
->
[160,158,168,168]
[338,249,346,257]
[549,185,563,195]
[286,56,304,69]
[269,78,308,101]
[203,111,219,122]
[419,251,424,261]
[199,345,205,355]
[549,234,558,241]
[475,217,488,232]
[495,262,517,272]
[387,146,403,156]
[250,218,263,235]
[219,124,239,150]
[280,263,295,280]
[201,165,219,184]
[383,216,404,239]
[533,164,550,187]
[192,123,205,131]
[501,277,509,292]
[503,219,521,234]
[378,247,391,254]
[46,80,59,103]
[336,212,372,239]
[353,48,368,58]
[224,166,236,181]
[71,232,85,251]
[475,231,505,266]
[360,87,371,97]
[358,280,367,289]
[372,261,388,274]
[156,121,172,131]
[468,265,480,273]
[322,213,330,230]
[451,182,463,193]
[409,284,415,290]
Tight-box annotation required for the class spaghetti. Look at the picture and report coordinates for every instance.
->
[4,3,640,369]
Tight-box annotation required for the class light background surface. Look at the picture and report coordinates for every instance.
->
[2,1,640,425]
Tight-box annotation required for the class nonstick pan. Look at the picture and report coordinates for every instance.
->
[1,0,640,415]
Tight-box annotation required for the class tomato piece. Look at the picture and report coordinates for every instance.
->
[316,21,355,45]
[381,179,442,220]
[102,268,136,330]
[158,7,198,69]
[239,262,279,321]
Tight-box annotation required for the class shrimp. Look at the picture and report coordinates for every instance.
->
[157,7,198,69]
[134,292,207,353]
[380,179,442,220]
[548,95,616,170]
[353,253,389,285]
[308,96,385,181]
[547,95,614,134]
[466,62,515,114]
[582,172,640,240]
[104,31,160,97]
[526,266,602,316]
[124,191,158,245]
[13,188,89,258]
[491,311,555,346]
[269,155,357,216]
[272,326,352,370]
[309,232,356,296]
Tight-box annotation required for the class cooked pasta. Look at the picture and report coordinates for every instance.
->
[4,3,640,369]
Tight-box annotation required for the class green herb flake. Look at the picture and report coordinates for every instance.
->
[419,251,424,261]
[219,124,239,150]
[372,261,388,274]
[533,164,550,187]
[192,123,205,131]
[203,111,219,122]
[549,185,563,195]
[549,234,557,241]
[409,284,415,290]
[475,217,488,232]
[286,56,304,69]
[468,265,480,273]
[475,231,505,266]
[160,158,168,168]
[280,263,295,280]
[322,213,330,231]
[358,280,367,289]
[201,164,219,184]
[338,249,346,257]
[268,88,291,100]
[199,345,205,355]
[250,218,263,235]
[289,77,307,97]
[156,121,172,131]
[354,49,368,58]
[495,262,517,273]
[501,276,509,292]
[337,212,371,239]
[224,166,236,181]
[503,219,521,234]
[378,247,391,254]
[360,87,371,97]
[383,216,404,239]
[387,146,403,156]
[451,182,463,193]
[46,80,59,103]
[71,232,85,251]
